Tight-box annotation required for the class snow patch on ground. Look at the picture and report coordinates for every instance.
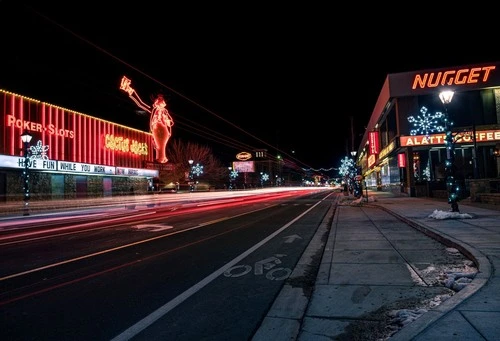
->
[382,251,478,340]
[428,209,473,219]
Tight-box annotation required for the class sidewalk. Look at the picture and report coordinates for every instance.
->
[254,191,500,340]
[3,191,500,340]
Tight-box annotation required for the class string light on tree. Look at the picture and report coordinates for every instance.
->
[338,156,357,193]
[338,156,356,178]
[423,160,431,181]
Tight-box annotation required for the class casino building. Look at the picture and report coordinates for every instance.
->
[356,61,500,199]
[0,89,159,202]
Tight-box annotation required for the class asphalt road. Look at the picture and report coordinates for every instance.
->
[0,189,334,341]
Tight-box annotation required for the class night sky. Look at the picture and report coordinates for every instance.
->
[1,2,497,172]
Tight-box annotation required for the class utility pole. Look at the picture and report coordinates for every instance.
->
[350,116,355,153]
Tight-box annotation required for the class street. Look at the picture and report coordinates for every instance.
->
[0,189,333,341]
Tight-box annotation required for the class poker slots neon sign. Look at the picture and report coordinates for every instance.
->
[6,114,75,138]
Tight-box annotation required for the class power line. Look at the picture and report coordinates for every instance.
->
[22,4,331,170]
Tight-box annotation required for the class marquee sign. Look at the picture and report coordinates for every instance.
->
[0,154,159,178]
[400,129,500,147]
[0,154,115,174]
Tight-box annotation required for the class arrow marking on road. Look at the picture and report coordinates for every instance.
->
[134,224,173,231]
[283,234,302,243]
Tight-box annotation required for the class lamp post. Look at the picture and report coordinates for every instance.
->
[439,90,460,212]
[21,130,33,216]
[190,161,203,191]
[188,159,194,191]
[260,172,269,188]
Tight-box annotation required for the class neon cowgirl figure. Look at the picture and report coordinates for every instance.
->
[120,76,173,163]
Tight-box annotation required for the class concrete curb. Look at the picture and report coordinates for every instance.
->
[373,203,492,340]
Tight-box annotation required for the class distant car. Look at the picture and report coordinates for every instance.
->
[192,182,216,191]
[159,182,179,193]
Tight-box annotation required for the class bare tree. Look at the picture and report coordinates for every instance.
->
[159,138,226,186]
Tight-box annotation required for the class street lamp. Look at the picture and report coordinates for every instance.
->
[21,130,33,216]
[439,90,460,212]
[260,172,269,188]
[188,159,194,191]
[190,162,203,191]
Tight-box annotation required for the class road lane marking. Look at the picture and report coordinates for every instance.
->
[110,200,324,341]
[134,224,173,231]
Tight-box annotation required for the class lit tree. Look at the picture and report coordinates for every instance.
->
[338,156,357,191]
[161,138,225,186]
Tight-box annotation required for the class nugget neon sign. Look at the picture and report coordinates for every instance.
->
[412,66,496,89]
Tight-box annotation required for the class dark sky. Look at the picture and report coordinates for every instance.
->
[1,2,497,171]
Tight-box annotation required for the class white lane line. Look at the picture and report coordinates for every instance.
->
[110,200,323,341]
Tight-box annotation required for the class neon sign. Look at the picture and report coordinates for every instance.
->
[412,66,496,90]
[104,134,148,156]
[6,114,75,138]
[397,153,406,168]
[400,129,500,147]
[120,76,173,163]
[236,152,252,161]
[368,131,379,155]
[367,154,376,168]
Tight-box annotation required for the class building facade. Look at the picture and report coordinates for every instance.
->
[357,62,500,199]
[0,89,159,202]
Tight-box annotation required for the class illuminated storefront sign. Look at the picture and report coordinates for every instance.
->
[236,152,252,161]
[412,66,496,90]
[367,154,376,168]
[368,131,380,155]
[6,114,75,138]
[400,129,500,147]
[116,167,158,177]
[104,134,148,156]
[378,140,395,160]
[233,161,255,173]
[397,153,406,168]
[58,161,115,174]
[0,155,116,174]
[0,154,159,177]
[389,63,500,97]
[1,89,155,168]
